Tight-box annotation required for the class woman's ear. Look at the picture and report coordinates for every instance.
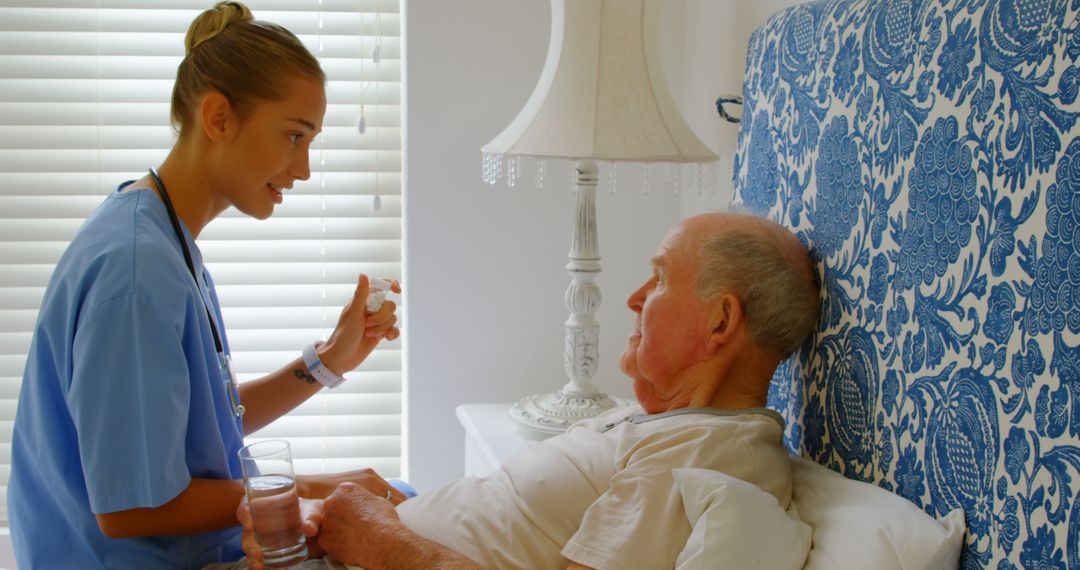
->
[705,293,744,355]
[200,92,233,142]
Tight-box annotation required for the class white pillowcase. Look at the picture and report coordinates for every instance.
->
[673,458,966,570]
[673,467,812,570]
[790,456,966,570]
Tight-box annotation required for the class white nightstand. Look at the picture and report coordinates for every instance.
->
[455,403,555,477]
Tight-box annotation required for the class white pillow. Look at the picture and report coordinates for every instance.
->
[673,468,812,570]
[791,456,966,570]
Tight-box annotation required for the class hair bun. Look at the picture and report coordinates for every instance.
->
[186,1,254,55]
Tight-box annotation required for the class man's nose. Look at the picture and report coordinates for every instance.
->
[627,282,647,312]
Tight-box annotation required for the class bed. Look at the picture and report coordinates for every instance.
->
[730,0,1080,567]
[289,2,1075,567]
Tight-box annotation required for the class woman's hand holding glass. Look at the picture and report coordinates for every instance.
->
[239,496,323,570]
[238,470,406,569]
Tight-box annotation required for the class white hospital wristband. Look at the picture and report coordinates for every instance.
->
[302,342,346,389]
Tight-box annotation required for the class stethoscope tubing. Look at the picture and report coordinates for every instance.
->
[148,168,245,418]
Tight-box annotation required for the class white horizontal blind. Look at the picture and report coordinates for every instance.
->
[0,0,402,523]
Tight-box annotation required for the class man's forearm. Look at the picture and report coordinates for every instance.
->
[331,523,484,570]
[317,482,480,569]
[381,527,484,570]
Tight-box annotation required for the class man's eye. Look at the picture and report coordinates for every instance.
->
[288,133,303,144]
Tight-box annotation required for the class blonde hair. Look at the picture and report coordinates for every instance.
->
[171,1,326,132]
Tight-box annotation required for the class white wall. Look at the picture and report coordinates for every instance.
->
[678,0,807,217]
[403,0,804,493]
[403,1,680,492]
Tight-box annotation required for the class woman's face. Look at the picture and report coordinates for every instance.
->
[211,75,327,220]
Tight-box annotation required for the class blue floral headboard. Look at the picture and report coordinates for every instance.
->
[732,0,1080,567]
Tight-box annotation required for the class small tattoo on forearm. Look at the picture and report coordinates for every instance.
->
[294,368,317,384]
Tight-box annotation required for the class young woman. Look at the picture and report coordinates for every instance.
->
[7,3,402,568]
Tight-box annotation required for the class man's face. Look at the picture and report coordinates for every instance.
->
[620,222,714,413]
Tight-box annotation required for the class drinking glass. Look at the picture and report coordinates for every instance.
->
[238,440,307,569]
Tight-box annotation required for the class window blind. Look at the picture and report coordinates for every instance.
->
[0,0,403,524]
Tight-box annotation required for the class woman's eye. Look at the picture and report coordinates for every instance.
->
[288,133,303,144]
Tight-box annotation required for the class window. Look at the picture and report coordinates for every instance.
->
[0,0,403,523]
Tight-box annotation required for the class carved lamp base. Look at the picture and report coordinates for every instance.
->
[509,390,632,433]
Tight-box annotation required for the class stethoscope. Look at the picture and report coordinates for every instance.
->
[148,168,246,419]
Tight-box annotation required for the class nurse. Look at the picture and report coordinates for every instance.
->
[7,2,402,568]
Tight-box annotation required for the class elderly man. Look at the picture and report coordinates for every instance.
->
[241,212,819,570]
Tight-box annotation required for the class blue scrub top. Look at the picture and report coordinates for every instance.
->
[8,186,246,569]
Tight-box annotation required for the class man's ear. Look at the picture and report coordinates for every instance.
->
[705,293,743,354]
[200,91,234,142]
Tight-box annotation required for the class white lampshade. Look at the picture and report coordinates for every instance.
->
[482,0,717,163]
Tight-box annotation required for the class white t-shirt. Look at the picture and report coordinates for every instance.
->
[397,405,791,570]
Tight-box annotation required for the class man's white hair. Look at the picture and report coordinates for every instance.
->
[695,215,820,357]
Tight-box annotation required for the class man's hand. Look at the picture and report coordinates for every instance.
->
[318,484,485,570]
[238,497,325,570]
[317,483,403,567]
[319,275,402,376]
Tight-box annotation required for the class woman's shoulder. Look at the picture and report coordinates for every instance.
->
[54,191,192,304]
[74,188,167,243]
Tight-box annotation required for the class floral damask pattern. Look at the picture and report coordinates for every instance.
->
[810,116,866,257]
[899,116,979,290]
[1027,139,1080,335]
[732,0,1080,566]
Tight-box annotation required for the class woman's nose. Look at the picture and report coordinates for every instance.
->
[290,150,311,181]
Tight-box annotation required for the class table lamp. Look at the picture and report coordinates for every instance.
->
[482,0,717,432]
